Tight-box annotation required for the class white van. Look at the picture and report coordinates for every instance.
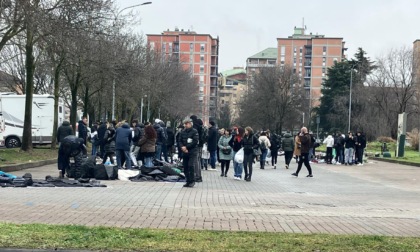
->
[0,93,64,148]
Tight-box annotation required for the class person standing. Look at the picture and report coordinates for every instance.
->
[355,131,366,166]
[323,134,335,164]
[207,121,218,170]
[344,132,356,165]
[97,121,107,158]
[291,127,313,177]
[241,127,259,182]
[130,120,143,168]
[281,132,294,169]
[115,122,132,169]
[269,132,280,169]
[218,129,232,177]
[179,118,199,188]
[138,125,156,167]
[229,127,244,180]
[102,122,116,165]
[258,132,271,169]
[166,121,175,163]
[57,120,74,147]
[153,119,167,161]
[190,115,204,182]
[78,116,88,145]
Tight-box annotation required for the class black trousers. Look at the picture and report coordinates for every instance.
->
[183,150,198,184]
[296,153,312,175]
[243,153,254,178]
[221,160,230,174]
[271,149,278,165]
[284,151,293,166]
[357,148,364,164]
[326,147,333,163]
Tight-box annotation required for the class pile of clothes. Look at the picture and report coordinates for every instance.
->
[0,171,106,188]
[129,159,185,182]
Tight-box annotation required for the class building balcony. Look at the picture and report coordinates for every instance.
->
[246,63,276,68]
[304,75,311,78]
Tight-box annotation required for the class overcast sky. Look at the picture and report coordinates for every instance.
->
[117,0,420,71]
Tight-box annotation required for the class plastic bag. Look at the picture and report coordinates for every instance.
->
[267,149,271,159]
[234,148,244,163]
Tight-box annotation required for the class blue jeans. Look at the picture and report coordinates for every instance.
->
[91,142,97,156]
[144,156,153,167]
[232,151,243,177]
[155,144,162,160]
[116,150,132,169]
[209,150,217,168]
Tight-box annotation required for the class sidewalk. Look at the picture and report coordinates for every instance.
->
[1,159,419,237]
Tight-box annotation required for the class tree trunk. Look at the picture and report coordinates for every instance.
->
[51,59,63,149]
[21,26,35,152]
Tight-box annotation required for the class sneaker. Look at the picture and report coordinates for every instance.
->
[357,163,363,166]
[306,174,313,178]
[234,177,240,180]
[274,166,276,169]
[285,165,289,169]
[291,173,298,177]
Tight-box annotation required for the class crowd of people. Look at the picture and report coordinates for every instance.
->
[56,114,367,187]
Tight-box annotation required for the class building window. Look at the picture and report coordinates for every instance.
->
[293,68,296,74]
[200,55,204,63]
[200,66,204,73]
[200,43,205,52]
[294,58,296,63]
[162,43,166,52]
[333,57,338,63]
[322,68,326,73]
[169,43,172,52]
[323,57,326,66]
[323,46,327,56]
[199,87,204,93]
[150,42,155,50]
[190,54,193,62]
[294,47,297,53]
[304,79,310,87]
[300,47,303,53]
[281,46,285,56]
[190,43,193,50]
[199,75,204,84]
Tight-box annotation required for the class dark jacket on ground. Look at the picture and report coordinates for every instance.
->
[281,133,294,152]
[299,133,312,154]
[207,126,218,151]
[103,126,116,153]
[241,133,259,155]
[179,127,199,155]
[115,123,132,151]
[57,121,73,143]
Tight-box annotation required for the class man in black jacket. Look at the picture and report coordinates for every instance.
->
[78,116,88,145]
[179,117,199,188]
[190,115,204,182]
[57,121,73,147]
[207,121,218,170]
[97,121,107,158]
[57,135,87,178]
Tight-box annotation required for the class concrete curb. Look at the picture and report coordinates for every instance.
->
[0,159,56,173]
[369,157,420,167]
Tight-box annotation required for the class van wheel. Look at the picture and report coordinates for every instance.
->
[6,136,21,148]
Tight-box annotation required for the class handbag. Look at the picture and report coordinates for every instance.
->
[222,148,232,155]
[253,147,262,156]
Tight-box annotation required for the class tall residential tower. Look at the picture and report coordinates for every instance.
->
[147,28,219,123]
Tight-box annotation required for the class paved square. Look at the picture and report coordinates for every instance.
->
[1,159,419,236]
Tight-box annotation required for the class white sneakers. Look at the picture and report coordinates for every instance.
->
[357,163,364,166]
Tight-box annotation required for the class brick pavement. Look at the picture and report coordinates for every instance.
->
[1,158,419,236]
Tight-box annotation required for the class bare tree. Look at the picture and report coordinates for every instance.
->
[238,65,301,133]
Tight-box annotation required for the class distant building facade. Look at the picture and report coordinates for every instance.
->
[277,26,346,106]
[246,47,277,81]
[147,28,219,123]
[413,39,420,92]
[218,68,247,122]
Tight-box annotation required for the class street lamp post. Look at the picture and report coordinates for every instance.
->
[348,64,357,132]
[111,1,152,120]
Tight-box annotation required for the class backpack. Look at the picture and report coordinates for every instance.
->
[260,140,267,150]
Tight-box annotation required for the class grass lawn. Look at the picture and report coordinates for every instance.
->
[0,223,419,252]
[0,146,58,167]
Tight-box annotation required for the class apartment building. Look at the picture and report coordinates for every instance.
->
[246,47,277,80]
[147,28,219,123]
[218,68,247,122]
[277,26,346,106]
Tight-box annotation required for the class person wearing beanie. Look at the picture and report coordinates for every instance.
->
[207,120,218,170]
